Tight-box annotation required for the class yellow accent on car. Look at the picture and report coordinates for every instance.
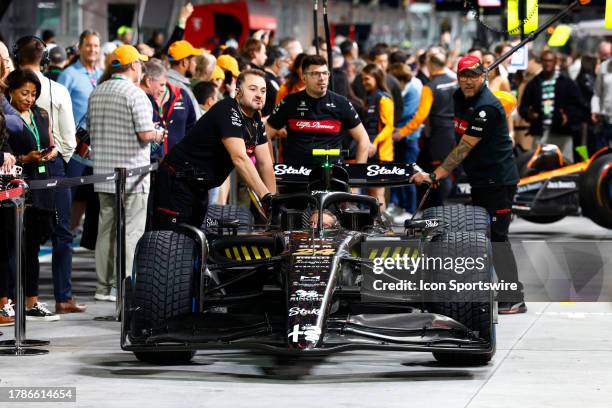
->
[312,148,341,157]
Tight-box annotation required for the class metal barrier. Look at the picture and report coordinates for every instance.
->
[0,162,158,355]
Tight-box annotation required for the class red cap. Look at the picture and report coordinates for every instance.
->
[457,55,484,74]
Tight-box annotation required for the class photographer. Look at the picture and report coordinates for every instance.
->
[153,69,275,230]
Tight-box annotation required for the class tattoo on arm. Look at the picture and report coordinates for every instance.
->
[440,138,476,173]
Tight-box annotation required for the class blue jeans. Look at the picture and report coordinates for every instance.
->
[390,138,420,213]
[48,158,74,302]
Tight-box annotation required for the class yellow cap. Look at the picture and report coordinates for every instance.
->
[210,65,225,81]
[112,45,148,66]
[168,40,204,61]
[217,54,240,78]
[494,90,517,115]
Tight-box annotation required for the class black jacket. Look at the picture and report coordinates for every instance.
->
[519,72,585,136]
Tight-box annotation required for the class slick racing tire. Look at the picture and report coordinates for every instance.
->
[580,154,612,229]
[427,232,496,366]
[131,230,196,364]
[203,204,254,235]
[423,205,490,236]
[520,214,566,224]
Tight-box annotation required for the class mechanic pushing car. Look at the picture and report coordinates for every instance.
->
[152,69,276,230]
[410,55,525,314]
[266,54,370,166]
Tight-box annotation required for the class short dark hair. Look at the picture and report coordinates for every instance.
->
[78,30,101,47]
[42,29,55,43]
[193,81,217,104]
[264,46,287,67]
[5,68,41,101]
[339,40,355,57]
[236,68,266,89]
[16,37,45,66]
[368,46,388,61]
[301,54,327,73]
[389,50,408,64]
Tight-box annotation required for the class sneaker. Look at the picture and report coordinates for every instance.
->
[94,293,111,301]
[0,300,15,326]
[498,301,528,314]
[26,302,60,322]
[384,203,404,218]
[108,287,117,302]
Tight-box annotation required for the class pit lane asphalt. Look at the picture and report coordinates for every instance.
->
[2,216,611,408]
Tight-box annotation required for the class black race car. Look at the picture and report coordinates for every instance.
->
[122,150,496,366]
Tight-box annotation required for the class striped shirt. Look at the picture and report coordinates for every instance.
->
[88,74,154,194]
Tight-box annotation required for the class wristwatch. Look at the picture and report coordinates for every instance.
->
[429,172,437,182]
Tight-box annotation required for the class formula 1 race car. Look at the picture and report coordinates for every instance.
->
[122,150,496,366]
[513,145,612,228]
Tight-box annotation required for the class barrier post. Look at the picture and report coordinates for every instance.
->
[114,168,127,320]
[0,182,49,355]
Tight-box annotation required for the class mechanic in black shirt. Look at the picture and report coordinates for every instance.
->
[153,69,276,230]
[266,54,369,166]
[411,55,525,314]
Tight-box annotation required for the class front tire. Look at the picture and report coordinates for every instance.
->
[428,232,496,365]
[580,154,612,229]
[423,205,490,236]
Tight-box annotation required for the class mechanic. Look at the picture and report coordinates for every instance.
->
[266,54,370,167]
[153,69,276,230]
[410,55,525,314]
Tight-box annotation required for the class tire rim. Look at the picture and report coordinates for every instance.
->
[596,162,612,212]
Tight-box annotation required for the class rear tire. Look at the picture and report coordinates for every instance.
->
[132,230,196,335]
[203,204,253,234]
[428,232,495,365]
[423,205,490,236]
[580,154,612,229]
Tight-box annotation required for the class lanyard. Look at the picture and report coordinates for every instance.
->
[22,110,41,150]
[86,69,98,89]
[158,87,169,117]
[110,74,128,81]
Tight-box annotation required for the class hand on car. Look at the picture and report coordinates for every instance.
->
[409,171,433,186]
[368,143,377,158]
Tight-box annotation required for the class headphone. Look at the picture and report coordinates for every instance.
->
[12,36,50,68]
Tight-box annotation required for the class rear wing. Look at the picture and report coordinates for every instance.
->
[274,163,418,187]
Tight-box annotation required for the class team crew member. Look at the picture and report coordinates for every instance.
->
[266,55,369,166]
[410,56,525,314]
[153,69,276,229]
[393,47,457,207]
[361,63,394,208]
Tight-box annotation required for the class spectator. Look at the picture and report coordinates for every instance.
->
[575,54,597,156]
[387,62,422,218]
[167,40,204,119]
[15,36,82,313]
[45,46,67,81]
[276,53,307,104]
[136,43,155,58]
[393,46,458,208]
[192,53,217,85]
[210,64,225,91]
[279,37,303,65]
[389,50,409,65]
[88,45,165,301]
[591,50,612,150]
[415,51,429,85]
[483,51,511,92]
[353,46,403,126]
[217,54,241,99]
[146,30,165,54]
[5,69,59,321]
[468,47,484,60]
[346,58,366,86]
[596,41,611,65]
[0,55,23,139]
[42,29,57,51]
[519,50,585,159]
[340,40,358,67]
[0,41,14,73]
[114,26,134,46]
[141,59,196,159]
[192,80,219,113]
[241,38,267,71]
[361,63,394,209]
[262,46,289,117]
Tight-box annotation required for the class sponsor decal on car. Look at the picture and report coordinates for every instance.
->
[289,290,321,301]
[274,164,312,176]
[366,165,406,177]
[288,307,320,316]
[547,181,577,189]
[287,324,321,343]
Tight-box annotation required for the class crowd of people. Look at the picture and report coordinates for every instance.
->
[0,1,611,325]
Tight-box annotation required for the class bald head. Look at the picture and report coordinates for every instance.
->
[598,41,611,61]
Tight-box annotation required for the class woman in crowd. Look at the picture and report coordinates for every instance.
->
[275,53,307,104]
[361,63,394,209]
[387,62,422,218]
[2,69,59,322]
[483,51,511,92]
